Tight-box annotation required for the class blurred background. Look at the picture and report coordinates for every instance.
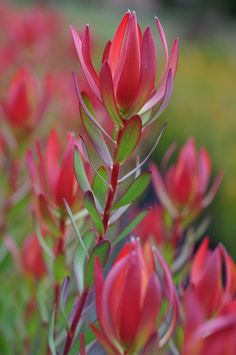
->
[4,0,236,253]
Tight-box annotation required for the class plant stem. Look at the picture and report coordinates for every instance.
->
[100,163,120,240]
[62,288,89,355]
[53,219,66,335]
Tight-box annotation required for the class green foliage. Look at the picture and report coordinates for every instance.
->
[112,172,152,210]
[114,115,142,164]
[85,240,111,287]
[84,191,104,234]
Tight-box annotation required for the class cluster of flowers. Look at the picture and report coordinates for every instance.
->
[0,3,235,355]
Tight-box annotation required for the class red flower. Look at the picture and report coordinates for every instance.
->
[1,68,48,134]
[22,234,46,279]
[183,239,236,354]
[134,205,183,247]
[92,239,178,354]
[151,138,223,222]
[134,206,166,245]
[27,130,84,215]
[71,11,178,126]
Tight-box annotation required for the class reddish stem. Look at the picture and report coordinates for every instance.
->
[62,288,89,355]
[100,163,120,240]
[53,219,66,335]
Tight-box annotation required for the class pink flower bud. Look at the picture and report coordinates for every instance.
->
[1,68,48,134]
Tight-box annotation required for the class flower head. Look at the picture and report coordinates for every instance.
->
[92,239,178,354]
[183,239,236,354]
[71,11,178,127]
[152,138,223,223]
[1,68,48,135]
[27,130,85,217]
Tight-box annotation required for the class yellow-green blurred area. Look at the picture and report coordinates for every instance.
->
[14,0,236,254]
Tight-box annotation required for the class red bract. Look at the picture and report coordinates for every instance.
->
[189,238,236,309]
[1,68,48,134]
[27,130,83,215]
[183,239,236,354]
[92,239,178,354]
[183,300,236,355]
[71,11,178,126]
[134,205,183,247]
[152,138,223,222]
[22,234,46,279]
[134,206,166,245]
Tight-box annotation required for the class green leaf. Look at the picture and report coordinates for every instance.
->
[92,166,108,208]
[118,123,167,183]
[54,254,67,283]
[114,115,142,164]
[64,199,88,257]
[48,308,57,355]
[59,276,70,331]
[85,240,111,287]
[74,230,95,294]
[84,191,104,234]
[111,172,151,211]
[113,210,148,245]
[80,136,111,191]
[36,283,49,323]
[74,147,91,193]
[81,92,112,167]
[34,216,54,259]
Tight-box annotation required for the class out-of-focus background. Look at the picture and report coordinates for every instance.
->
[5,0,236,253]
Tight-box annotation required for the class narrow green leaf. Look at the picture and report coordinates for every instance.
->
[113,210,148,245]
[59,277,70,331]
[34,216,54,259]
[118,123,167,183]
[54,254,67,283]
[115,115,142,164]
[48,308,57,355]
[80,136,111,191]
[36,284,49,323]
[64,199,88,257]
[92,166,108,208]
[74,230,95,294]
[74,147,90,193]
[81,92,113,167]
[111,172,151,211]
[84,191,104,234]
[110,205,131,224]
[85,240,111,287]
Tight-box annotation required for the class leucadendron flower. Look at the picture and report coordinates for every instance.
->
[1,67,48,135]
[91,239,178,354]
[183,238,236,355]
[26,130,89,219]
[71,11,178,127]
[151,138,223,224]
